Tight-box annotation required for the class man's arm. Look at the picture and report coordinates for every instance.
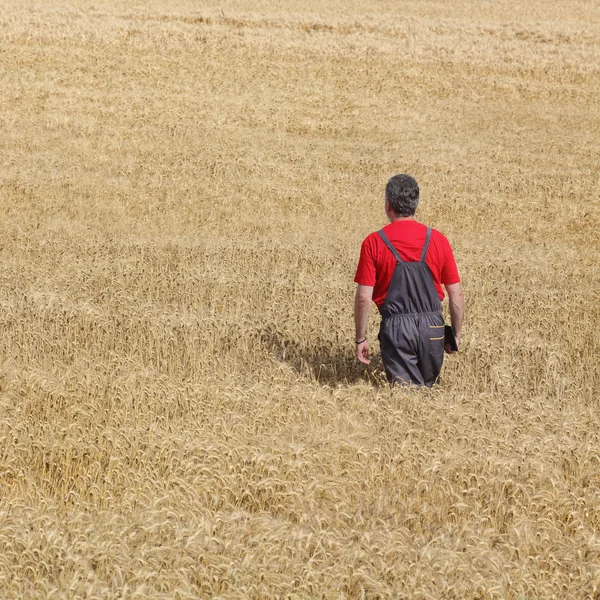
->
[445,282,464,351]
[354,284,374,364]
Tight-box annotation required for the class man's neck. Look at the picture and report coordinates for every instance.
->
[388,214,416,223]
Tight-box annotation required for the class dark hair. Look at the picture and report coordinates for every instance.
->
[385,174,419,216]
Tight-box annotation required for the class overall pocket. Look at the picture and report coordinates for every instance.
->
[428,324,445,379]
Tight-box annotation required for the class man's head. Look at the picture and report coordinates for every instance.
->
[385,174,419,217]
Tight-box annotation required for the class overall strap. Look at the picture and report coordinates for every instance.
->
[378,230,403,262]
[420,227,432,262]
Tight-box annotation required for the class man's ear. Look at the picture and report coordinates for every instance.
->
[384,200,396,216]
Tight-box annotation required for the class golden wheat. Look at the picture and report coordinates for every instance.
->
[1,0,599,598]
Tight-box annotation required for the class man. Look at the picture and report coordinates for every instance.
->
[354,174,463,386]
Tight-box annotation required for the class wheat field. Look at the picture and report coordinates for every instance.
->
[1,0,599,598]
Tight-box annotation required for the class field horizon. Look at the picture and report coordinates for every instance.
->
[1,1,600,598]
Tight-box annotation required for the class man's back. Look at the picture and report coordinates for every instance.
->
[354,220,459,307]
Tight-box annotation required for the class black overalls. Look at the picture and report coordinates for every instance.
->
[377,227,445,387]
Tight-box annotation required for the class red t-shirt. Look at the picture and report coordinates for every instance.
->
[354,220,460,307]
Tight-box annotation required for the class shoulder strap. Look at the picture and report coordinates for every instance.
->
[420,227,432,262]
[377,229,403,263]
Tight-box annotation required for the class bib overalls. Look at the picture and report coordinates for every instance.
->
[377,227,445,387]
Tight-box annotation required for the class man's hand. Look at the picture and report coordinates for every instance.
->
[356,340,371,364]
[444,333,460,354]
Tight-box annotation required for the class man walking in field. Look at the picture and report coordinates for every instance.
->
[354,174,464,386]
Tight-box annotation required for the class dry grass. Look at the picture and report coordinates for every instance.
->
[1,0,600,597]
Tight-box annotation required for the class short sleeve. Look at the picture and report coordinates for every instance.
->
[439,235,460,285]
[354,235,378,286]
